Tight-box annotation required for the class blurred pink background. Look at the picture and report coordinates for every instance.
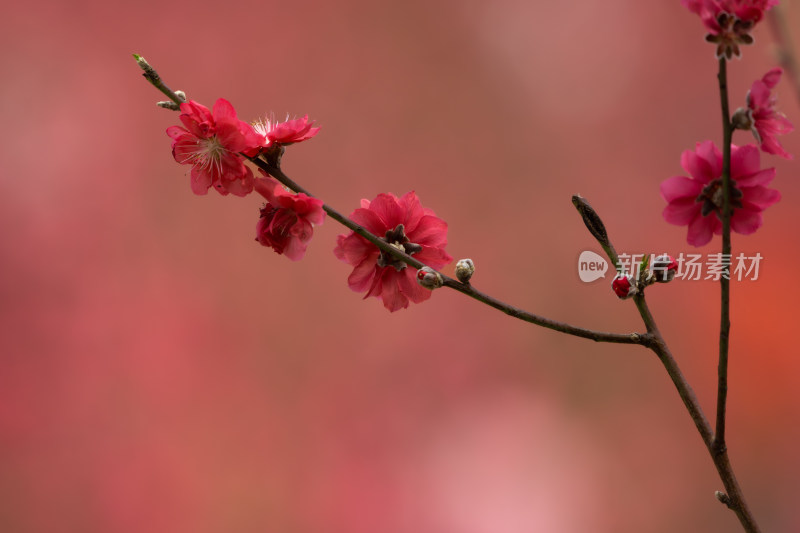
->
[1,1,799,532]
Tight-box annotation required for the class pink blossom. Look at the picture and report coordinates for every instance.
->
[681,0,778,58]
[252,115,320,151]
[166,99,262,196]
[660,141,780,247]
[746,68,794,159]
[254,176,325,261]
[334,191,452,312]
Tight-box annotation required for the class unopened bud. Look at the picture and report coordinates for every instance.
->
[651,254,678,283]
[157,100,182,110]
[612,273,637,299]
[417,266,443,290]
[455,258,474,283]
[715,491,732,508]
[572,195,609,248]
[731,107,753,131]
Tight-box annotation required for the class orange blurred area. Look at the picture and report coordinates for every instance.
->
[1,1,799,532]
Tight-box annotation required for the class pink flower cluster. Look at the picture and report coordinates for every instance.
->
[167,99,321,195]
[164,99,452,310]
[166,98,325,260]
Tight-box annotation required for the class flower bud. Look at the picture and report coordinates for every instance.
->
[731,107,754,132]
[651,254,678,283]
[611,273,637,299]
[455,258,474,283]
[417,266,443,290]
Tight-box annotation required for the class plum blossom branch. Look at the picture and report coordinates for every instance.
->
[135,46,767,531]
[133,56,647,345]
[577,193,760,533]
[257,160,644,344]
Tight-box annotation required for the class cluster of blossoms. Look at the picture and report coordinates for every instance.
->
[622,0,792,300]
[166,97,326,260]
[166,99,453,312]
[659,3,791,247]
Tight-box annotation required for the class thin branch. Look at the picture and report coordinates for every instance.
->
[576,190,761,533]
[715,57,732,454]
[134,56,648,347]
[133,55,185,108]
[258,161,645,344]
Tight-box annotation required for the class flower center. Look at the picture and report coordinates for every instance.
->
[696,178,744,218]
[376,224,423,271]
[183,136,226,176]
[705,12,754,59]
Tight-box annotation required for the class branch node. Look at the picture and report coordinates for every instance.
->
[715,491,733,509]
[157,100,181,110]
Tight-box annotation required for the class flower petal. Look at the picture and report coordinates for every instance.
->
[682,141,720,183]
[397,269,433,305]
[663,197,701,226]
[741,185,781,209]
[378,269,410,312]
[660,176,702,202]
[347,255,379,293]
[734,167,775,187]
[686,212,716,247]
[731,208,763,235]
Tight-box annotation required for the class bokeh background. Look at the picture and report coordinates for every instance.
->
[2,1,799,532]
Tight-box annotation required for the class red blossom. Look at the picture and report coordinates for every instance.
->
[254,176,325,261]
[252,115,320,151]
[166,99,262,196]
[745,68,794,159]
[334,191,452,312]
[660,141,780,247]
[681,0,778,59]
[612,274,637,299]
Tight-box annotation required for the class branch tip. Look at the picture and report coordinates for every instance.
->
[572,195,609,248]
